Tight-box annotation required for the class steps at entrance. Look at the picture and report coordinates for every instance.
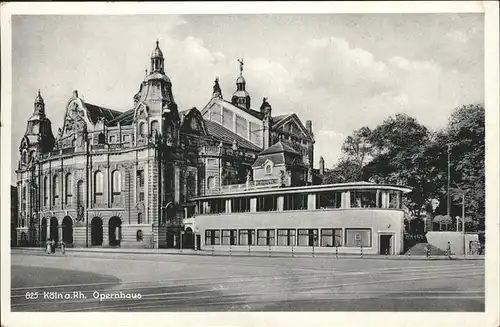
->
[404,242,447,256]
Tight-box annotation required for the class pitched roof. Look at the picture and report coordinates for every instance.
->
[258,141,300,156]
[271,114,290,125]
[106,109,135,126]
[204,120,261,152]
[83,102,123,124]
[222,100,264,120]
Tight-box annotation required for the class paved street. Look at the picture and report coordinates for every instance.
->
[11,249,484,312]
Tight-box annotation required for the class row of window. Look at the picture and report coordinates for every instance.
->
[205,228,371,247]
[38,169,145,207]
[201,190,402,214]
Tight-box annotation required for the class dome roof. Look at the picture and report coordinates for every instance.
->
[151,40,163,58]
[145,71,171,83]
[232,90,250,98]
[34,90,44,104]
[236,75,246,84]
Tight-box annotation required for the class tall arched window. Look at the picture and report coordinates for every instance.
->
[139,122,146,135]
[65,173,72,205]
[138,212,143,224]
[111,170,121,204]
[52,174,60,205]
[94,171,103,203]
[44,176,49,206]
[151,120,159,136]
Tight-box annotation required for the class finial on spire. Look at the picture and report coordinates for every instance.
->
[237,58,244,76]
[212,76,222,98]
[38,89,41,96]
[156,39,159,47]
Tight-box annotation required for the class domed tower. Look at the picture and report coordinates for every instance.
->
[231,58,251,110]
[18,90,55,168]
[134,40,179,142]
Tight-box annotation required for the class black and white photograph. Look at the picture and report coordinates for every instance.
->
[1,2,499,327]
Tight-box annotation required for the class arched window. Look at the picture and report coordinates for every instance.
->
[139,122,146,135]
[44,176,49,206]
[151,120,159,136]
[138,212,143,224]
[136,230,143,241]
[265,164,272,174]
[94,171,103,203]
[111,170,121,203]
[22,151,27,163]
[98,132,105,144]
[65,173,72,205]
[207,176,216,190]
[52,174,60,205]
[29,150,36,163]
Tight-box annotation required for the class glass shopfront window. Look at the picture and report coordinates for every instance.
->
[345,228,371,247]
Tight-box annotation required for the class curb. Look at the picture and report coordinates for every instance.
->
[12,247,485,260]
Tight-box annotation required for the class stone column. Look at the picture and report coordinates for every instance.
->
[277,196,284,211]
[376,190,380,208]
[58,224,63,244]
[250,197,257,212]
[226,199,232,213]
[307,193,316,210]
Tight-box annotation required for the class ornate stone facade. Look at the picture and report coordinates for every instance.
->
[15,41,319,249]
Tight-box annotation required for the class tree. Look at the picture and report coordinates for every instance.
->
[323,127,373,184]
[341,126,374,170]
[323,158,363,184]
[443,104,485,230]
[362,113,436,218]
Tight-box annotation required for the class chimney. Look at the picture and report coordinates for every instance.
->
[73,90,79,98]
[319,156,325,176]
[306,120,312,135]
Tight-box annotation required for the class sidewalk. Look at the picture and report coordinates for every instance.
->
[12,247,485,260]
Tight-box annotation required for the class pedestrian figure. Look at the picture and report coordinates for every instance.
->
[51,239,56,254]
[46,239,51,255]
[425,243,431,258]
[446,241,452,260]
[60,240,66,255]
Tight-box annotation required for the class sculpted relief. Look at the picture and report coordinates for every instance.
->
[64,102,87,136]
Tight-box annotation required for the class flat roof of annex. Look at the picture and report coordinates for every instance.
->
[192,182,413,201]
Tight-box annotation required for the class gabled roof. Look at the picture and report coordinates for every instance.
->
[270,113,314,142]
[258,141,300,156]
[271,114,291,125]
[204,120,261,152]
[106,109,135,126]
[252,141,303,168]
[83,102,123,125]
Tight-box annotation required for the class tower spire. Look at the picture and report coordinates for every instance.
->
[150,40,164,73]
[34,89,45,115]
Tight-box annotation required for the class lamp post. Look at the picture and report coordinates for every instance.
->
[447,145,451,217]
[462,193,466,256]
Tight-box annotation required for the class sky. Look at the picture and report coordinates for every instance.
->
[11,14,484,182]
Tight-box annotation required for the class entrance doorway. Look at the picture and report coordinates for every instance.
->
[379,234,393,255]
[183,227,194,249]
[49,217,59,242]
[62,216,73,244]
[91,217,103,246]
[41,218,47,243]
[196,234,201,250]
[108,216,122,246]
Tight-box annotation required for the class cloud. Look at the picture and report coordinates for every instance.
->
[10,16,483,181]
